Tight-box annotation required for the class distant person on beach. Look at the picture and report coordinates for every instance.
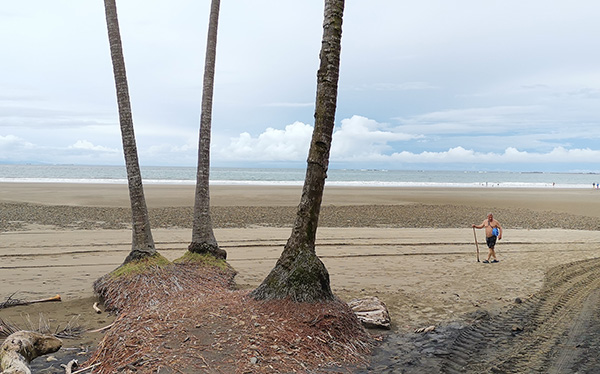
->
[472,213,502,263]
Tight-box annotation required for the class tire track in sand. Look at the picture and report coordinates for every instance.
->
[439,257,600,373]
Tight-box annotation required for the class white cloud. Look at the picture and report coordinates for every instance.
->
[215,116,421,163]
[213,114,600,170]
[69,140,119,153]
[0,135,35,162]
[332,115,421,157]
[382,146,600,165]
[0,135,124,164]
[0,134,32,147]
[216,121,313,161]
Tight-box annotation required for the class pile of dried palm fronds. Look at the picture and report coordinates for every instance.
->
[92,255,237,312]
[86,258,372,373]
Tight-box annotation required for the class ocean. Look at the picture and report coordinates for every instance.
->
[1,164,599,189]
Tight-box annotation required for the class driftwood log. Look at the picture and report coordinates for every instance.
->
[0,294,62,310]
[0,331,62,374]
[92,302,102,314]
[347,296,391,329]
[61,359,78,374]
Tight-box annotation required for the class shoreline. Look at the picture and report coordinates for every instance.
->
[0,180,589,189]
[1,182,600,217]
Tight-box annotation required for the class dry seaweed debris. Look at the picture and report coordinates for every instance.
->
[0,318,20,339]
[0,314,83,342]
[87,258,372,373]
[0,292,28,309]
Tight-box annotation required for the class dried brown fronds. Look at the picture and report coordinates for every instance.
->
[0,318,20,338]
[0,292,27,309]
[54,315,84,339]
[93,257,236,313]
[0,314,82,340]
[86,261,372,373]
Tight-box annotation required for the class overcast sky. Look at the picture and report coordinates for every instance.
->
[2,1,600,172]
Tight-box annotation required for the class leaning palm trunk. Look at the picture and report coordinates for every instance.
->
[104,0,156,263]
[188,0,226,259]
[251,0,344,302]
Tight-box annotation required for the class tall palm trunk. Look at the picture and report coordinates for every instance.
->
[104,0,156,264]
[188,0,226,259]
[251,0,345,302]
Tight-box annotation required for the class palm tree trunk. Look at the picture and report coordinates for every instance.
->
[251,0,345,302]
[104,0,156,263]
[188,0,226,259]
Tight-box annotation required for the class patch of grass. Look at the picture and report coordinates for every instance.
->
[110,253,171,278]
[173,251,230,270]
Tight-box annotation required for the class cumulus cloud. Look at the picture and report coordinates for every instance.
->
[69,140,119,153]
[332,115,421,157]
[0,135,37,163]
[0,136,111,164]
[384,146,600,165]
[216,121,313,161]
[214,116,422,163]
[0,134,34,149]
[213,115,600,170]
[215,116,421,163]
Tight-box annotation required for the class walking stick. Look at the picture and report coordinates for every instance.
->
[473,227,480,262]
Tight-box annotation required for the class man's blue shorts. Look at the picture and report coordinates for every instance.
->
[486,236,497,248]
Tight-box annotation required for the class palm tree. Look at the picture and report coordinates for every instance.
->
[251,0,345,302]
[188,0,227,259]
[104,0,156,264]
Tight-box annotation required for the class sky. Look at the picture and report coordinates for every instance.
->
[2,1,600,172]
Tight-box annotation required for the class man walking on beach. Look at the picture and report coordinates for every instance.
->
[472,213,503,263]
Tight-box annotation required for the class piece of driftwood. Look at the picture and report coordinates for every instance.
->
[347,296,391,329]
[0,330,62,374]
[414,325,436,333]
[70,362,101,374]
[88,322,114,333]
[92,302,102,314]
[61,359,78,374]
[0,294,62,310]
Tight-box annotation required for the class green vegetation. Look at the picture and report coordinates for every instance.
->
[110,253,170,278]
[174,251,230,270]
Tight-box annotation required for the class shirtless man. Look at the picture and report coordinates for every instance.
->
[472,213,503,263]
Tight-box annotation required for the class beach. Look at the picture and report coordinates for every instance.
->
[2,183,600,372]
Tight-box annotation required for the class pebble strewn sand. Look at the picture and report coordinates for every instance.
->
[2,202,599,232]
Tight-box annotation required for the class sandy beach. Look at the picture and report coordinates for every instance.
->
[2,183,600,372]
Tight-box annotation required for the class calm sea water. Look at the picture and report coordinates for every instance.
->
[0,164,599,188]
